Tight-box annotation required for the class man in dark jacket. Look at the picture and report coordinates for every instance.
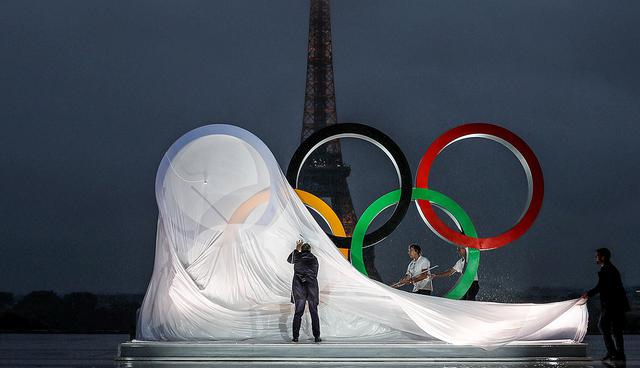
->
[287,240,321,343]
[582,248,630,362]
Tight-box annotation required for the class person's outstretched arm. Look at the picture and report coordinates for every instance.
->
[287,240,304,264]
[431,267,456,279]
[432,258,464,280]
[412,270,433,282]
[584,271,603,298]
[390,273,411,288]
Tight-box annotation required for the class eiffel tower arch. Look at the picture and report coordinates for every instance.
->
[298,0,382,281]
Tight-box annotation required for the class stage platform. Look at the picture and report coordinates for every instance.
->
[117,339,589,363]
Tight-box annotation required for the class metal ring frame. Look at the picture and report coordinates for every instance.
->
[287,123,413,249]
[415,123,544,251]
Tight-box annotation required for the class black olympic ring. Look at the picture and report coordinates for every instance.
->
[286,123,413,249]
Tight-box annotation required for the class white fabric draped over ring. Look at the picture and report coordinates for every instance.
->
[137,124,588,347]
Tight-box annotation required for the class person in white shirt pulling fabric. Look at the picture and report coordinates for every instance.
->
[432,247,479,300]
[390,244,433,295]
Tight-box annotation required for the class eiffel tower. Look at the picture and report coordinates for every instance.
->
[298,0,382,281]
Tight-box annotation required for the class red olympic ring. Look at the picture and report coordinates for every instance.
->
[415,123,544,251]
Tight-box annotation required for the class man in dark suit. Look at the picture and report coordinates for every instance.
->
[287,240,321,343]
[582,248,630,362]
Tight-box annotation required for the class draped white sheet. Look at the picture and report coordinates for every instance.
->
[137,124,588,346]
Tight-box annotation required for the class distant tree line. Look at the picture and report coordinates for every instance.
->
[0,289,638,335]
[0,291,141,336]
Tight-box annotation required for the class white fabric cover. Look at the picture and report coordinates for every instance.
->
[137,124,588,346]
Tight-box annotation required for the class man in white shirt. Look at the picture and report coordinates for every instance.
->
[432,247,479,300]
[391,244,433,295]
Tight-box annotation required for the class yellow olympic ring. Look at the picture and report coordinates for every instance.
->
[227,188,348,259]
[295,189,349,260]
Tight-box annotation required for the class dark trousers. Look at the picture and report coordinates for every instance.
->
[293,299,320,339]
[598,309,625,356]
[414,289,432,295]
[463,281,479,301]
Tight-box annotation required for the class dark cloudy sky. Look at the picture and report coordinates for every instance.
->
[1,0,639,297]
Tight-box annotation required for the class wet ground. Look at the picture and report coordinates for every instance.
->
[0,334,637,367]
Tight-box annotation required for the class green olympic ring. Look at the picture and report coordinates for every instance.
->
[350,188,480,300]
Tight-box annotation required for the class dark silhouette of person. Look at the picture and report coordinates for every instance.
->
[581,248,630,362]
[287,240,321,343]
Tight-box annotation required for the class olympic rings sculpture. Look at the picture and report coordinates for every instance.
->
[287,122,544,299]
